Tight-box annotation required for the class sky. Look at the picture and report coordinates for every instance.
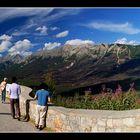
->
[0,7,140,57]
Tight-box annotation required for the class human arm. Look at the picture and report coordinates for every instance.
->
[33,91,38,100]
[18,85,21,95]
[34,95,37,100]
[47,92,53,104]
[0,81,5,91]
[9,86,11,95]
[48,96,51,103]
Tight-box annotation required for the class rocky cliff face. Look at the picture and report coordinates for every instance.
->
[0,43,140,94]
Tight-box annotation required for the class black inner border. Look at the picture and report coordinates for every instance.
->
[0,0,140,7]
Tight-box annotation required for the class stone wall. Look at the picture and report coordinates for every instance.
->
[19,86,140,132]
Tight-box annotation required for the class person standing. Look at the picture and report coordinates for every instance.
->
[9,77,21,120]
[0,77,8,104]
[34,83,51,130]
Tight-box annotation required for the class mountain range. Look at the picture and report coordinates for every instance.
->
[1,43,140,95]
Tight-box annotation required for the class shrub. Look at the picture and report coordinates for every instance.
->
[52,90,140,110]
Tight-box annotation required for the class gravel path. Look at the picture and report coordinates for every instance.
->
[0,97,46,133]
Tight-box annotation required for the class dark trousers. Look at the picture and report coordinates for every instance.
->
[10,99,20,118]
[1,89,6,103]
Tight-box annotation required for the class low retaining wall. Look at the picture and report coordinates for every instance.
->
[19,86,140,132]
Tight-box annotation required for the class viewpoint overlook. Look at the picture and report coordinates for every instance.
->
[0,43,140,95]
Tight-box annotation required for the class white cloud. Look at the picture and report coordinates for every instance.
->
[0,8,54,23]
[0,34,12,41]
[12,31,29,36]
[9,19,38,36]
[0,8,81,23]
[5,8,82,37]
[5,8,53,36]
[0,41,12,53]
[8,39,33,56]
[86,21,140,34]
[35,26,48,35]
[50,26,59,31]
[45,9,81,23]
[43,42,61,50]
[114,38,138,45]
[56,30,69,38]
[0,34,13,53]
[23,19,38,30]
[65,39,95,46]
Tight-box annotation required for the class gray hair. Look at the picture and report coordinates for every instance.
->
[4,77,7,81]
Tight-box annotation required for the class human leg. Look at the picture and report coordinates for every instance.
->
[10,99,15,118]
[39,106,47,129]
[3,89,6,103]
[35,105,40,128]
[1,90,4,103]
[1,92,3,103]
[15,99,20,119]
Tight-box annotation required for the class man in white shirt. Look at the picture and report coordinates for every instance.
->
[9,77,21,120]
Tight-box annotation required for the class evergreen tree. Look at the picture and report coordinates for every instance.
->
[45,69,56,96]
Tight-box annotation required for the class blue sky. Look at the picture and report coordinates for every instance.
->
[0,8,140,57]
